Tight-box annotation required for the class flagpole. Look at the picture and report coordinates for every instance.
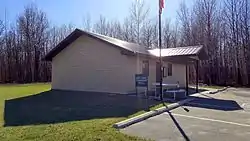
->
[159,0,163,101]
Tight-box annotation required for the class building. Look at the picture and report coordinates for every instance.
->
[44,28,208,94]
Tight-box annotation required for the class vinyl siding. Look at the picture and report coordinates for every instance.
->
[137,56,186,89]
[162,63,186,87]
[52,35,137,94]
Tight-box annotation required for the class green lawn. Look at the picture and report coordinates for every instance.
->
[0,83,166,141]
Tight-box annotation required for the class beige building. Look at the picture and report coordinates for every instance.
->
[45,29,207,94]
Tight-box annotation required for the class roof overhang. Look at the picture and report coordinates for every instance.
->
[163,56,198,64]
[148,46,208,61]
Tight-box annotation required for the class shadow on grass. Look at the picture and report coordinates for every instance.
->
[4,90,160,127]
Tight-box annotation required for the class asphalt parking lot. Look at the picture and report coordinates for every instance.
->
[122,88,250,141]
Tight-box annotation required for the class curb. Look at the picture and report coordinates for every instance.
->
[113,98,194,129]
[208,86,229,94]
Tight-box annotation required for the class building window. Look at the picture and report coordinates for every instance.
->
[163,66,167,77]
[168,63,172,76]
[142,60,149,76]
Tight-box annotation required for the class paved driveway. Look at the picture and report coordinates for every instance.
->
[122,88,250,141]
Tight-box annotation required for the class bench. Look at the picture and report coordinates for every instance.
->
[164,89,186,100]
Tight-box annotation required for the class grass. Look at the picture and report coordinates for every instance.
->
[0,83,166,141]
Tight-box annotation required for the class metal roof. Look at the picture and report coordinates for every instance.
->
[44,28,208,61]
[87,31,149,55]
[148,46,204,57]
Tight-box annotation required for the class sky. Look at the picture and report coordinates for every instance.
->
[0,0,194,28]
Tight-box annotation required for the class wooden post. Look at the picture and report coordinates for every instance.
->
[196,60,199,93]
[186,64,189,96]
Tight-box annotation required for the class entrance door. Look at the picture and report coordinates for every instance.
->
[156,62,161,82]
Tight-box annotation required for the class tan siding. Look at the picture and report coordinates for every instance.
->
[162,63,186,87]
[136,56,186,90]
[52,35,137,94]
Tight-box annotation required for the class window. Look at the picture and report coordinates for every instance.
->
[167,63,172,76]
[163,67,167,77]
[142,60,149,76]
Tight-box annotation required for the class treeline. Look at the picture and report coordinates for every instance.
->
[0,0,250,86]
[179,0,250,86]
[0,5,74,83]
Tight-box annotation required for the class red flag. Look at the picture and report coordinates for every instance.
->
[159,0,164,14]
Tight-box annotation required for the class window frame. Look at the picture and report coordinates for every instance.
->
[167,63,172,76]
[163,66,167,77]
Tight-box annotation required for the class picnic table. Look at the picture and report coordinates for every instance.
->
[152,83,186,100]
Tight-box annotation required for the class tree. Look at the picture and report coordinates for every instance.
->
[0,20,4,36]
[141,20,154,48]
[0,20,5,82]
[178,1,192,46]
[129,0,149,44]
[93,15,108,35]
[162,19,172,48]
[82,13,92,31]
[17,4,49,82]
[122,17,135,42]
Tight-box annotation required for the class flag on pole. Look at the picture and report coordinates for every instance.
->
[159,0,164,14]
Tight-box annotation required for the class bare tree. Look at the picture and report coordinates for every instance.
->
[129,0,149,44]
[162,19,172,48]
[122,17,135,42]
[17,4,49,82]
[94,15,108,35]
[82,13,92,31]
[178,1,192,46]
[141,19,154,48]
[0,20,5,82]
[0,20,4,36]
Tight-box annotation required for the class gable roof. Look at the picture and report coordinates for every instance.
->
[44,28,149,61]
[44,28,208,61]
[87,31,150,55]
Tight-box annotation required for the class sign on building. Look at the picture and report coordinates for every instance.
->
[135,74,148,87]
